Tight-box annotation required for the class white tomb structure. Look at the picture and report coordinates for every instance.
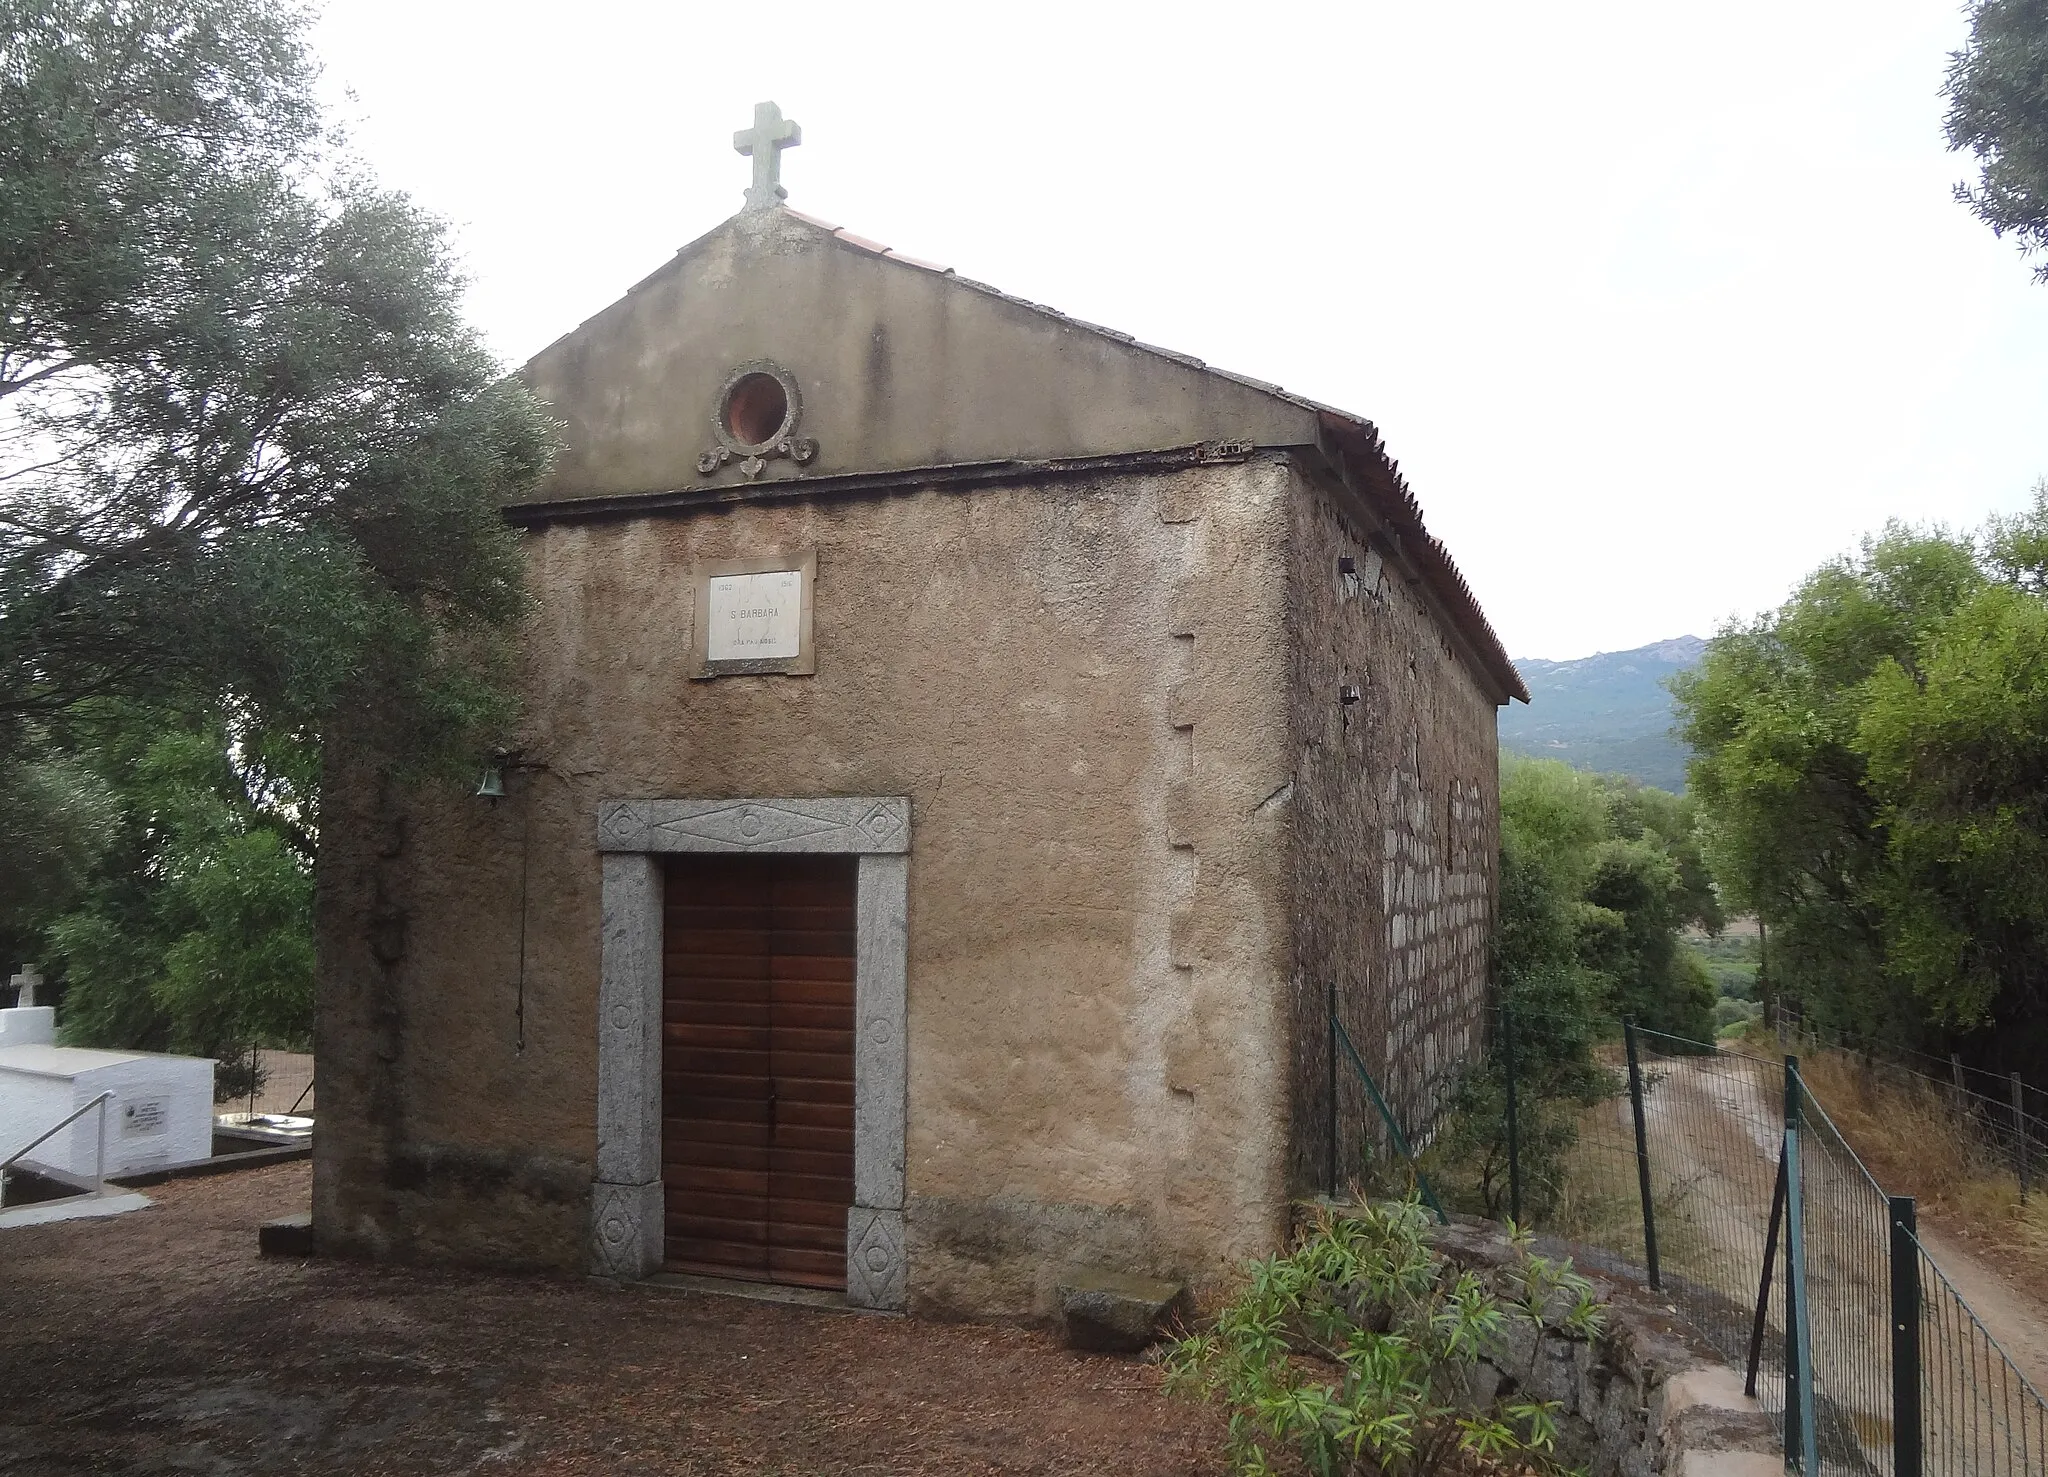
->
[0,965,54,1050]
[0,968,215,1183]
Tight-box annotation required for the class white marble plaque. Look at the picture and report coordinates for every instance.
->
[706,570,802,661]
[120,1097,166,1137]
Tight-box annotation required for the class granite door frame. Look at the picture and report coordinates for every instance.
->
[589,796,910,1310]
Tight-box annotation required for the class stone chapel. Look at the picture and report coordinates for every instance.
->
[313,105,1528,1318]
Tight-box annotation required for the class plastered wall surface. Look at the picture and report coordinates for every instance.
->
[519,209,1314,504]
[314,461,1299,1316]
[1282,464,1501,1195]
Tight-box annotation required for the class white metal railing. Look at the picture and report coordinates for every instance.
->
[0,1091,112,1208]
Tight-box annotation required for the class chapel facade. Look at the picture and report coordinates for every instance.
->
[312,109,1526,1317]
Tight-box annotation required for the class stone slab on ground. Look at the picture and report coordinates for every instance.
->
[257,1209,313,1257]
[1057,1265,1185,1352]
[0,1189,151,1230]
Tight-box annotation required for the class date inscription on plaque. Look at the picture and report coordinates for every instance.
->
[705,570,803,662]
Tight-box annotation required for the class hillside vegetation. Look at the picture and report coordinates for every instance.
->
[1501,637,1703,791]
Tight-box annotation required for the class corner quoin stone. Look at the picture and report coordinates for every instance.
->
[1057,1265,1186,1353]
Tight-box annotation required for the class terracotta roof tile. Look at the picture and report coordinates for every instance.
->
[832,229,893,256]
[780,207,843,234]
[882,250,952,273]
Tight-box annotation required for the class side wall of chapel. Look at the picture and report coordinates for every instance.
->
[312,460,1300,1316]
[1282,464,1501,1197]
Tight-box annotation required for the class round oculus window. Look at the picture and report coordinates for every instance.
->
[722,371,790,449]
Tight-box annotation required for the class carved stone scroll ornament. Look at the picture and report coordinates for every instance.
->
[699,359,817,481]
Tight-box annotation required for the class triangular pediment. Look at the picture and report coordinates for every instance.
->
[515,209,1319,504]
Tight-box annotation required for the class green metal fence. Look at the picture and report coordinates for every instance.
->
[1359,1004,2048,1477]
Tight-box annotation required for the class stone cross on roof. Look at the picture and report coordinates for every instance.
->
[8,965,40,1008]
[735,101,801,212]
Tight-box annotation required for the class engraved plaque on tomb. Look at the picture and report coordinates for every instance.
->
[691,550,817,678]
[121,1098,167,1138]
[706,570,802,661]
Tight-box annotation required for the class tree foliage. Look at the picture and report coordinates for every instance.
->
[1946,0,2048,278]
[1430,758,1717,1220]
[0,0,555,1047]
[0,0,553,753]
[46,705,315,1055]
[1497,757,1719,1045]
[1673,498,2048,1069]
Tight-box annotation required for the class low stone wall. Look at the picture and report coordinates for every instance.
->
[1428,1220,1781,1477]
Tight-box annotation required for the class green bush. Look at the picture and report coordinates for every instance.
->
[1165,1199,1603,1477]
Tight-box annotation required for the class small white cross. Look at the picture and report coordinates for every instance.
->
[9,966,41,1008]
[734,101,801,211]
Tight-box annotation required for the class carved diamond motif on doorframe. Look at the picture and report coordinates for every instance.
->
[845,1205,906,1311]
[589,1180,658,1279]
[598,802,646,848]
[650,802,844,850]
[855,801,904,849]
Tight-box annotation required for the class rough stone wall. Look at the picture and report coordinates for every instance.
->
[1428,1221,1783,1477]
[313,460,1298,1316]
[1283,464,1502,1195]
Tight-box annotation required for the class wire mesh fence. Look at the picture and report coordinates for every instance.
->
[1778,1007,2041,1205]
[1792,1078,1899,1474]
[1912,1226,2048,1477]
[218,1045,315,1119]
[1378,1003,2048,1476]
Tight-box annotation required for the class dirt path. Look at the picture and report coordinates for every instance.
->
[1606,1049,1785,1334]
[0,1163,1226,1476]
[1639,1051,2048,1387]
[1614,1047,2048,1465]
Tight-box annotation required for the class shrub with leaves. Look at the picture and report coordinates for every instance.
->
[1165,1200,1604,1476]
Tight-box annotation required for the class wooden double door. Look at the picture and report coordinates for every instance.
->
[660,854,857,1288]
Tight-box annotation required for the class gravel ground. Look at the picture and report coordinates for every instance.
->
[0,1162,1228,1476]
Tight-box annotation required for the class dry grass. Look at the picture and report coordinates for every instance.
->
[1785,1040,2048,1294]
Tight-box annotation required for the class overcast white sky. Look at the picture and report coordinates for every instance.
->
[310,0,2048,661]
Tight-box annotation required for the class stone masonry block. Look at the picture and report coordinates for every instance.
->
[1057,1265,1186,1352]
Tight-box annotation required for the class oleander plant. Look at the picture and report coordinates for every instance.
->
[1164,1199,1605,1476]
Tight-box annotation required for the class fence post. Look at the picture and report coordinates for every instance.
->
[1951,1054,1967,1121]
[1502,1003,1522,1225]
[1784,1056,1817,1477]
[2013,1072,2029,1206]
[1325,981,1338,1198]
[1889,1194,1922,1477]
[1330,1013,1447,1223]
[1744,1142,1787,1398]
[1624,1018,1661,1290]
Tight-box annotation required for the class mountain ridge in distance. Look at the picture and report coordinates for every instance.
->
[1499,635,1705,793]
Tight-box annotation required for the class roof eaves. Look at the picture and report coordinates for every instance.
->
[1316,410,1528,703]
